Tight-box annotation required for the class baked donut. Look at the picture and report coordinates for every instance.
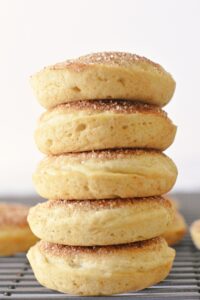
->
[190,220,200,249]
[33,149,178,200]
[0,202,38,256]
[163,211,187,245]
[27,237,175,295]
[30,52,175,109]
[35,100,176,154]
[28,196,174,246]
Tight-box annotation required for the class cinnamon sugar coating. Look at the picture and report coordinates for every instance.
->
[44,99,166,116]
[39,237,163,256]
[49,52,164,73]
[48,148,162,160]
[47,196,172,210]
[0,203,30,227]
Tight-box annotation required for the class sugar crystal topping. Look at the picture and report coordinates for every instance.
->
[53,99,165,115]
[49,51,163,72]
[0,203,29,227]
[46,196,170,210]
[40,237,162,256]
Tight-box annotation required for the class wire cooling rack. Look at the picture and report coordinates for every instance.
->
[0,193,200,300]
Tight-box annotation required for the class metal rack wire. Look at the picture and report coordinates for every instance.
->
[0,193,200,299]
[0,235,200,299]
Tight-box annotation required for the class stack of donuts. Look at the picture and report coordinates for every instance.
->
[27,52,177,296]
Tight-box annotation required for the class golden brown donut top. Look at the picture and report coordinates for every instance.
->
[39,237,165,256]
[47,196,172,211]
[48,52,164,73]
[0,202,29,227]
[44,100,167,116]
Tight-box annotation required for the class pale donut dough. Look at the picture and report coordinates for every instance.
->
[35,100,176,154]
[30,52,175,108]
[28,196,174,246]
[27,237,175,295]
[33,149,178,200]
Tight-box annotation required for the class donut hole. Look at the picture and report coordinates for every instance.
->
[76,123,87,132]
[71,86,81,92]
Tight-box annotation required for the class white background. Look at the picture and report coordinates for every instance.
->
[0,0,199,195]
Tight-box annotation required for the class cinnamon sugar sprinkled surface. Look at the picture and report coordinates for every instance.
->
[46,100,166,116]
[0,203,29,227]
[47,196,171,210]
[39,237,163,256]
[50,149,164,160]
[48,52,164,73]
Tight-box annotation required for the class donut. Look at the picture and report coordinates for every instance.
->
[28,196,174,246]
[163,211,187,245]
[27,237,175,295]
[33,149,178,200]
[190,220,200,249]
[30,52,175,109]
[0,202,38,256]
[35,100,176,154]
